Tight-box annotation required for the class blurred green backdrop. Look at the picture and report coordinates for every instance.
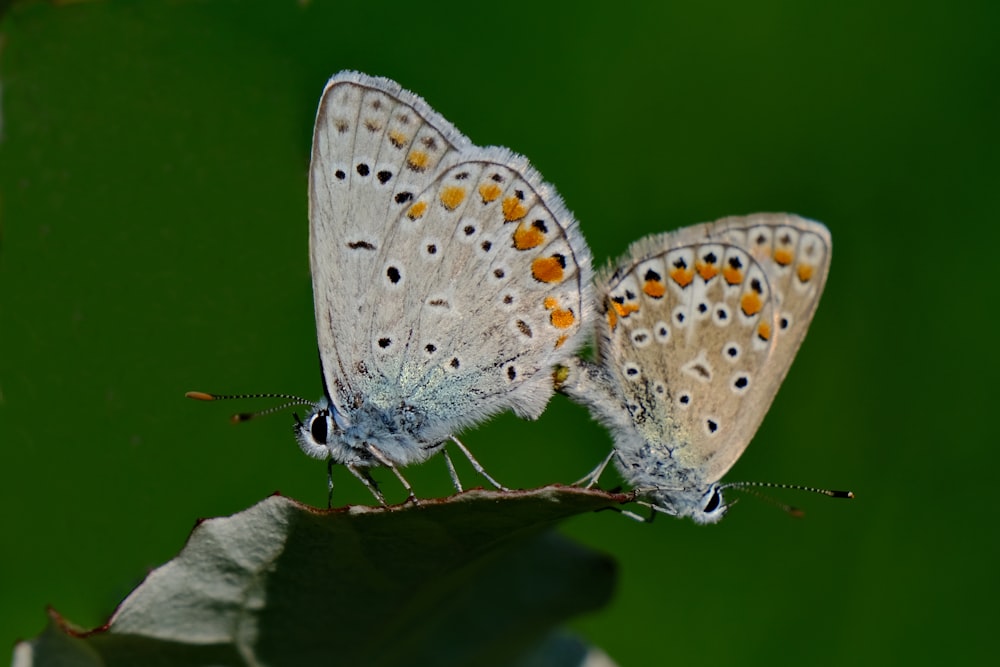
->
[1,1,996,664]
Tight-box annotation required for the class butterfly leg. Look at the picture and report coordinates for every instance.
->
[575,449,617,488]
[441,449,463,493]
[366,444,419,505]
[327,457,335,509]
[449,435,508,491]
[346,464,388,506]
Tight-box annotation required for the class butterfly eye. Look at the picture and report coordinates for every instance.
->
[703,487,723,513]
[310,412,329,445]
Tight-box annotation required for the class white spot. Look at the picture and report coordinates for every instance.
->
[630,328,652,348]
[681,351,713,383]
[712,304,731,327]
[622,362,642,381]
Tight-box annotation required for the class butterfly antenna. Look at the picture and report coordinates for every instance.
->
[185,391,315,423]
[721,481,854,518]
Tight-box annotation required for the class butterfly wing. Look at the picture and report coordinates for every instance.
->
[596,213,830,485]
[309,72,592,448]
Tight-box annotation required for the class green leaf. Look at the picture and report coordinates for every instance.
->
[14,487,628,667]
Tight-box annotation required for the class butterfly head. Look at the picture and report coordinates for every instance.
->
[294,397,349,460]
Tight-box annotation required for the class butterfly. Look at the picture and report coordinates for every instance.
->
[191,71,592,505]
[557,213,848,523]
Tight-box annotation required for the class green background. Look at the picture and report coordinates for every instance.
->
[1,1,995,664]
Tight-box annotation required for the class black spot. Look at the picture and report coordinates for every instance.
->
[428,298,448,307]
[356,163,370,176]
[717,308,728,320]
[680,394,691,405]
[704,488,722,513]
[347,241,375,250]
[371,99,383,110]
[310,415,328,445]
[676,312,686,323]
[464,225,476,235]
[386,266,401,284]
[532,219,548,233]
[728,256,743,270]
[756,233,767,245]
[514,189,525,200]
[335,120,349,134]
[697,302,708,314]
[378,337,391,349]
[734,376,748,389]
[632,332,648,344]
[503,294,514,304]
[426,244,437,254]
[655,384,665,394]
[481,240,492,252]
[750,278,763,294]
[450,357,460,369]
[425,343,437,354]
[491,173,504,182]
[335,169,346,180]
[727,346,738,358]
[395,192,414,204]
[673,258,688,270]
[398,113,411,125]
[626,366,639,376]
[625,289,636,299]
[780,317,789,329]
[507,366,517,380]
[377,170,392,184]
[692,364,710,379]
[611,295,625,305]
[422,136,438,150]
[658,326,669,336]
[644,268,662,282]
[707,419,718,433]
[455,171,470,180]
[388,133,404,148]
[517,320,532,337]
[552,253,567,268]
[364,120,379,132]
[781,233,792,245]
[494,268,505,279]
[703,251,717,264]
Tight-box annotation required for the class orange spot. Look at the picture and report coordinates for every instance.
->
[550,308,575,329]
[407,201,428,220]
[670,267,694,288]
[774,248,793,266]
[502,196,528,222]
[612,301,639,318]
[388,130,407,148]
[532,256,564,283]
[643,280,666,298]
[696,262,718,280]
[723,267,743,285]
[741,292,763,316]
[440,186,466,211]
[407,150,429,171]
[757,322,771,341]
[607,308,618,331]
[513,221,545,250]
[544,296,558,309]
[555,334,568,349]
[797,263,814,282]
[479,183,502,202]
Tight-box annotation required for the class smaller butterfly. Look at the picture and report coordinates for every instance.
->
[558,213,851,523]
